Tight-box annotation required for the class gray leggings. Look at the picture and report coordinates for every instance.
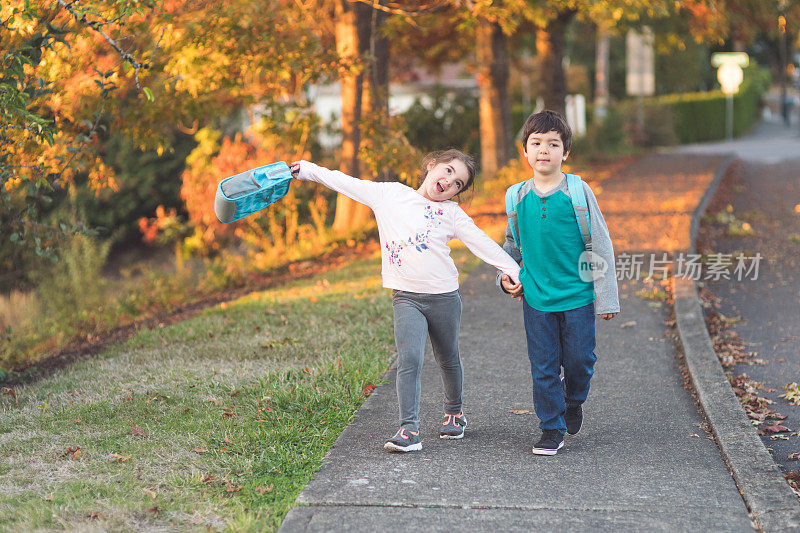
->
[392,289,463,431]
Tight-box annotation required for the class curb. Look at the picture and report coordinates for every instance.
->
[672,155,800,532]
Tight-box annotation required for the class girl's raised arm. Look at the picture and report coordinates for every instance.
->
[453,207,520,284]
[292,160,385,209]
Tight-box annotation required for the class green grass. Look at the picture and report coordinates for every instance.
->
[0,252,397,531]
[0,247,482,531]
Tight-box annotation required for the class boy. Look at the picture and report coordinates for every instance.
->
[499,110,619,455]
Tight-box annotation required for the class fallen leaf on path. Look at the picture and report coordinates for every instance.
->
[788,452,800,461]
[192,447,207,454]
[690,434,700,438]
[147,506,160,516]
[143,489,157,499]
[620,321,637,328]
[509,410,533,415]
[780,383,800,406]
[758,424,791,435]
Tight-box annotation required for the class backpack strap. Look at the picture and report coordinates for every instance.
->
[504,181,526,248]
[565,173,592,252]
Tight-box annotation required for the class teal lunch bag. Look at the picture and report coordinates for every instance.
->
[214,161,295,223]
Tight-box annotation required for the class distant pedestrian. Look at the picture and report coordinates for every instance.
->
[499,110,619,455]
[291,150,520,452]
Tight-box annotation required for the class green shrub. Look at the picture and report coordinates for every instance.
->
[35,232,111,324]
[401,87,480,156]
[602,63,771,146]
[645,64,770,144]
[51,133,195,246]
[571,106,632,160]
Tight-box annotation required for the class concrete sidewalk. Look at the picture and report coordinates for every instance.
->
[280,263,753,531]
[278,152,794,532]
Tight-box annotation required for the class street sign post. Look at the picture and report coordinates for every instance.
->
[712,52,749,140]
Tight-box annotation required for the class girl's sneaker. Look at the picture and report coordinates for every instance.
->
[384,428,422,452]
[439,412,467,439]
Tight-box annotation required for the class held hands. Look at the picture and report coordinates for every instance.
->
[600,312,618,320]
[501,274,523,301]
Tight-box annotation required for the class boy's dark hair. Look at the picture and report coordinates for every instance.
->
[417,149,477,201]
[521,110,572,154]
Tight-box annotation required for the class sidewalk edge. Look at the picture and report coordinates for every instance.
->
[673,154,800,532]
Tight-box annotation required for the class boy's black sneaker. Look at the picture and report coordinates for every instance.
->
[532,430,564,455]
[565,405,583,435]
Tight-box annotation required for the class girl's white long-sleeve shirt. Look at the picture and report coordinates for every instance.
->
[296,161,521,294]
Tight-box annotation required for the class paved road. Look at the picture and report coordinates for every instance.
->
[690,120,800,473]
[674,119,800,164]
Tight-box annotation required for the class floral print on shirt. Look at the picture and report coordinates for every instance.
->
[385,205,445,266]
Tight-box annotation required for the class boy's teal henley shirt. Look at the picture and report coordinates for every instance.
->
[516,187,595,311]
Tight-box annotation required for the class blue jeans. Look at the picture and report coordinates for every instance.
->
[522,300,597,434]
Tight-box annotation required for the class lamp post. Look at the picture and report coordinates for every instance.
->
[712,53,749,140]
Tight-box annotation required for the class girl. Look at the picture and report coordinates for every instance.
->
[291,150,520,453]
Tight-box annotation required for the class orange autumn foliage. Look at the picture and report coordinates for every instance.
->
[182,129,309,246]
[140,126,314,256]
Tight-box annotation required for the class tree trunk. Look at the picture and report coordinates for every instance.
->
[476,18,512,179]
[332,0,363,234]
[594,23,610,122]
[348,5,389,227]
[331,2,389,233]
[535,10,576,115]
